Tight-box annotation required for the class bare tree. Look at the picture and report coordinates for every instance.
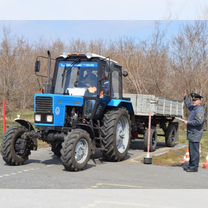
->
[171,21,208,100]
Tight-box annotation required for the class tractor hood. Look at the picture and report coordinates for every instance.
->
[34,93,84,127]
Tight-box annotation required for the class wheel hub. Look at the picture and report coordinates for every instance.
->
[116,116,129,153]
[75,138,89,164]
[15,138,28,156]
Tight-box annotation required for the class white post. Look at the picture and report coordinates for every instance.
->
[147,112,152,157]
[144,112,153,164]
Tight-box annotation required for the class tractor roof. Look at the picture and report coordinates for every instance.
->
[59,52,118,64]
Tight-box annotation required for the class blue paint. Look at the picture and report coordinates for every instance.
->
[108,99,131,107]
[34,93,84,127]
[108,99,134,114]
[34,95,134,128]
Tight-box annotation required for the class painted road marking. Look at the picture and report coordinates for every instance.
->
[0,165,54,179]
[46,164,54,167]
[10,173,17,175]
[3,174,10,177]
[82,200,151,208]
[82,200,181,208]
[23,169,30,172]
[91,182,142,189]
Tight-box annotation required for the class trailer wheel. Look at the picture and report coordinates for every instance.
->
[144,128,157,152]
[51,142,62,157]
[2,127,31,165]
[165,124,178,147]
[101,108,131,161]
[61,129,91,171]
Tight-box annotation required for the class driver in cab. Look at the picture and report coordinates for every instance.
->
[81,69,97,94]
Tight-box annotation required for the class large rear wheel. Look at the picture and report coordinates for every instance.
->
[101,108,131,161]
[2,127,32,165]
[61,129,92,171]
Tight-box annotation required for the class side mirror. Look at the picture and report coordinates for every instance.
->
[122,70,128,77]
[35,60,40,73]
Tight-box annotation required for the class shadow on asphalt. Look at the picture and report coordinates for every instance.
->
[27,156,62,165]
[22,139,169,167]
[27,154,99,170]
[130,139,167,150]
[62,163,96,172]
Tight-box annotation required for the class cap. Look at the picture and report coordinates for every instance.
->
[190,92,203,100]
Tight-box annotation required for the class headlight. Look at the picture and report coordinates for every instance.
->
[46,115,53,123]
[35,114,41,122]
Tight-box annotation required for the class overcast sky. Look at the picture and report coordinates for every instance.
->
[0,1,207,45]
[0,0,207,20]
[0,20,195,44]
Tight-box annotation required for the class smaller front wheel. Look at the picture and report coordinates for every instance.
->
[61,129,91,171]
[2,127,32,165]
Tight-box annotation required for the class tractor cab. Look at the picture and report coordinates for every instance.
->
[52,54,107,97]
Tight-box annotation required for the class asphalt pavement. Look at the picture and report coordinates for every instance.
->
[0,140,208,189]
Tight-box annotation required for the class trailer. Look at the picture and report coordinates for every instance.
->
[124,93,184,151]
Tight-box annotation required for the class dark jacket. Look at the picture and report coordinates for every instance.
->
[184,96,205,142]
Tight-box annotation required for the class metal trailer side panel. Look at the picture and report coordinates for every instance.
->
[123,93,184,117]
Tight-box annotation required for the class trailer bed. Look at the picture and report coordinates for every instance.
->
[124,94,184,117]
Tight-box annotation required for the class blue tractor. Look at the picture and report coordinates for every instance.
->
[2,52,133,171]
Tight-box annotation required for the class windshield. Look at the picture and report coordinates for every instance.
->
[54,61,99,94]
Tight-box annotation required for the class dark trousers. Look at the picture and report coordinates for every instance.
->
[188,142,200,170]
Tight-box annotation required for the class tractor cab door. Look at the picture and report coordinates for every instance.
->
[110,64,122,99]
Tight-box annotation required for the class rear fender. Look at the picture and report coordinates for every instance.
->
[108,99,134,116]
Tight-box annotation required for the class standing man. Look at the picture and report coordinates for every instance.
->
[183,92,205,172]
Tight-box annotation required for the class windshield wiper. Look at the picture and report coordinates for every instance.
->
[61,58,80,88]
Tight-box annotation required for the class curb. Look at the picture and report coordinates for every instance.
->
[128,144,187,163]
